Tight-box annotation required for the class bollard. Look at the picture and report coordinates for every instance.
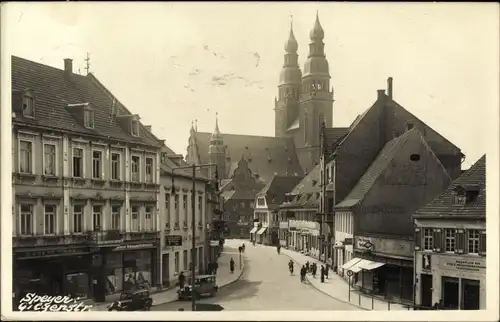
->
[371,296,374,310]
[388,301,390,310]
[358,293,361,306]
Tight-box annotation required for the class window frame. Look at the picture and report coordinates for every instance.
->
[19,204,33,236]
[92,205,102,231]
[444,228,456,252]
[111,152,121,180]
[423,228,434,251]
[111,205,121,231]
[44,204,57,235]
[145,157,154,183]
[72,147,84,178]
[131,206,140,231]
[131,155,141,182]
[43,143,57,176]
[145,206,153,231]
[84,108,95,129]
[467,229,480,254]
[131,120,140,137]
[19,140,34,174]
[22,92,35,118]
[73,204,84,233]
[92,150,103,179]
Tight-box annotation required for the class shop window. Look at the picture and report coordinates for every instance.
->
[467,230,480,254]
[66,272,89,299]
[423,228,433,250]
[444,229,456,252]
[44,204,56,235]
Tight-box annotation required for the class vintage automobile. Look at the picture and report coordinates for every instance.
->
[177,274,219,300]
[108,289,153,311]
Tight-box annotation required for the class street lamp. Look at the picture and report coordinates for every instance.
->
[171,163,218,312]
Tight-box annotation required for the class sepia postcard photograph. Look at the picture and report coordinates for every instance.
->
[1,1,499,321]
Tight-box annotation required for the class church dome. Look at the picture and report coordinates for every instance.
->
[309,12,324,41]
[285,28,298,53]
[279,67,302,85]
[303,57,329,78]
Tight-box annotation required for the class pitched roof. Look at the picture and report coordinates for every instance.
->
[414,155,486,218]
[335,129,420,209]
[280,164,321,209]
[11,56,161,147]
[191,131,304,183]
[258,175,304,209]
[324,127,349,155]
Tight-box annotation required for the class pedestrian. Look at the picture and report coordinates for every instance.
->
[300,265,306,283]
[312,263,317,278]
[178,271,186,289]
[230,258,235,274]
[305,261,310,273]
[213,261,219,275]
[320,265,325,283]
[325,263,330,279]
[288,260,294,275]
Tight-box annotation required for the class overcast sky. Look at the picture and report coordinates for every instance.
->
[3,2,498,168]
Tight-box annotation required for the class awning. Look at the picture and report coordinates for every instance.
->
[341,258,362,270]
[249,227,258,234]
[357,260,385,271]
[256,227,267,235]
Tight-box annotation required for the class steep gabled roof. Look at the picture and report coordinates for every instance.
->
[280,164,321,209]
[324,127,349,155]
[11,56,161,147]
[258,175,304,210]
[191,131,304,183]
[414,155,486,218]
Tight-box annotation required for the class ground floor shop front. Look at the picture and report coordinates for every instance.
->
[343,253,413,302]
[415,252,485,309]
[286,229,321,257]
[160,245,206,287]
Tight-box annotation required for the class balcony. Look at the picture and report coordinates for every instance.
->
[13,233,89,248]
[88,230,124,245]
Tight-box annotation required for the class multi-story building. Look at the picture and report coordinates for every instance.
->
[158,148,210,287]
[11,56,162,303]
[413,155,486,310]
[251,175,303,245]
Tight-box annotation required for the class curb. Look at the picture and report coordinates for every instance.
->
[283,252,369,311]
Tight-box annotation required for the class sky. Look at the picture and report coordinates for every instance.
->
[3,2,499,169]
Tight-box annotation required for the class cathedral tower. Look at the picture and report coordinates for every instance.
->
[208,114,226,180]
[274,17,302,138]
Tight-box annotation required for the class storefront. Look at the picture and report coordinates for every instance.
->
[249,226,258,242]
[415,253,485,309]
[278,221,288,247]
[256,227,267,244]
[13,246,91,303]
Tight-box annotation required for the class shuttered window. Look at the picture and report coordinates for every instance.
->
[414,227,422,251]
[479,230,486,256]
[444,229,456,252]
[433,228,443,252]
[454,229,465,254]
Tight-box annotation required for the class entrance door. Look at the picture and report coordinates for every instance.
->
[420,274,433,308]
[442,276,459,309]
[162,254,170,287]
[462,279,480,310]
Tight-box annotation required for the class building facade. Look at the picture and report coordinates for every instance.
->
[413,155,486,310]
[12,56,162,303]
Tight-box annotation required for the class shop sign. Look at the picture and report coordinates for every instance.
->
[356,237,374,250]
[343,238,353,245]
[439,257,486,273]
[16,248,89,259]
[237,221,250,226]
[165,235,182,247]
[210,240,219,247]
[113,243,154,251]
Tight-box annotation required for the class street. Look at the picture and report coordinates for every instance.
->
[153,239,361,311]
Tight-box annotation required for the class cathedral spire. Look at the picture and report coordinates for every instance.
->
[285,15,298,53]
[310,10,325,41]
[211,112,222,142]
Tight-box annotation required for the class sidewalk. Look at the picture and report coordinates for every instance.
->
[282,248,411,311]
[90,249,245,311]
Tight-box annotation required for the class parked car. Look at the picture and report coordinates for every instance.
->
[177,275,219,300]
[108,289,153,311]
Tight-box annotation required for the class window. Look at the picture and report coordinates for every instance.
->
[445,229,456,252]
[467,230,480,254]
[44,204,56,235]
[183,194,187,209]
[73,205,83,233]
[423,228,433,250]
[165,193,170,227]
[22,94,35,117]
[131,206,139,231]
[145,207,152,231]
[240,202,245,208]
[198,196,203,214]
[44,144,56,175]
[131,156,140,181]
[19,141,33,173]
[145,158,153,183]
[111,206,121,230]
[454,193,466,205]
[19,204,33,235]
[73,148,83,178]
[257,197,265,206]
[175,252,180,273]
[111,153,121,180]
[131,120,139,137]
[92,150,102,179]
[84,109,95,129]
[183,250,188,270]
[174,194,180,223]
[92,205,102,231]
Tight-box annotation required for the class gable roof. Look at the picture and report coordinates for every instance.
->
[335,129,430,209]
[11,56,161,148]
[413,154,486,218]
[324,127,349,155]
[280,164,321,209]
[190,131,304,183]
[258,175,304,209]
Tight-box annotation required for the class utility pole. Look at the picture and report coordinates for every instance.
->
[84,52,91,75]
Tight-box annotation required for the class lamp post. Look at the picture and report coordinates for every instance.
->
[171,163,218,312]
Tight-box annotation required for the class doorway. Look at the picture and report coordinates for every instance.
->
[420,274,433,308]
[162,254,170,287]
[442,276,459,309]
[461,279,480,310]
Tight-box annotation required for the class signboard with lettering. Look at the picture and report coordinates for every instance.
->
[113,243,154,251]
[165,235,182,247]
[356,237,374,250]
[16,247,90,259]
[439,257,486,273]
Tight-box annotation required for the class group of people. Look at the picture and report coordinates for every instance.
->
[288,258,331,284]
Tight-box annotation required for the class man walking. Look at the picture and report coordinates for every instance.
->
[300,265,307,283]
[325,263,330,279]
[320,265,325,283]
[178,271,186,289]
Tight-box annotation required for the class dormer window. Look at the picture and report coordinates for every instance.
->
[406,122,414,131]
[131,119,139,137]
[22,90,35,118]
[84,108,95,129]
[453,185,479,205]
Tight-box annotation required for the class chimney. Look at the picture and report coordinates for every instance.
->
[377,89,386,100]
[64,58,73,75]
[145,125,152,132]
[387,77,393,99]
